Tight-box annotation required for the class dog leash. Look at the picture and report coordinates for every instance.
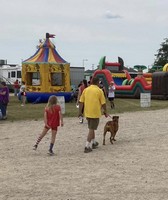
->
[104,113,113,119]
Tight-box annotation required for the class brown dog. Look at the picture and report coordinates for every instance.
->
[103,116,119,145]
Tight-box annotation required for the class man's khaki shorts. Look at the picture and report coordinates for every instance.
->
[86,118,99,130]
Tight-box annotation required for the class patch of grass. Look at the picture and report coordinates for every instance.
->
[114,98,168,113]
[6,96,168,121]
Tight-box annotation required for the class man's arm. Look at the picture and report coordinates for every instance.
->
[102,103,108,117]
[78,102,84,117]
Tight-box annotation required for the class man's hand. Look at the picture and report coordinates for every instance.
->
[103,111,108,118]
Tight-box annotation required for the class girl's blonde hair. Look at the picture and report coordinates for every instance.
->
[46,95,58,111]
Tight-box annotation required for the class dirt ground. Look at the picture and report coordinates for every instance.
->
[1,109,168,200]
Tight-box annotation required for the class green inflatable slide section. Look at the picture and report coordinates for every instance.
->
[99,56,106,70]
[122,79,134,85]
[128,79,134,85]
[122,79,129,85]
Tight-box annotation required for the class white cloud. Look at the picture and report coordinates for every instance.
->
[105,10,122,19]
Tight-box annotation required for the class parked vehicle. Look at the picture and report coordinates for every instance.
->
[0,64,22,92]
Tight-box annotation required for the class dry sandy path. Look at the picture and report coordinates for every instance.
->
[1,109,168,200]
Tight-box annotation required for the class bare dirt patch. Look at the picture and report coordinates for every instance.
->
[1,109,168,200]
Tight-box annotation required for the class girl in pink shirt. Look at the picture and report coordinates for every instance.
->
[33,95,63,155]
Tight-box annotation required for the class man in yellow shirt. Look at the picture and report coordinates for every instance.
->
[79,77,107,153]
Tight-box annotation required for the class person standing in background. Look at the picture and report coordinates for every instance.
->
[0,82,9,120]
[13,79,20,96]
[19,81,26,106]
[99,81,107,99]
[108,81,116,109]
[76,79,88,123]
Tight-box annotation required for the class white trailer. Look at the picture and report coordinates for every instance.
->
[0,64,22,84]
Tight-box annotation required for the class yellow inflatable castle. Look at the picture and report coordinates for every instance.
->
[22,33,72,103]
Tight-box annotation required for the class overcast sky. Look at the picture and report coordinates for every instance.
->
[0,0,167,70]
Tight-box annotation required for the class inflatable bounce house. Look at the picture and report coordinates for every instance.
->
[152,63,168,99]
[93,56,152,98]
[22,33,72,103]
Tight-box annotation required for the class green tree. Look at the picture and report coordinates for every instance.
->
[154,38,168,66]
